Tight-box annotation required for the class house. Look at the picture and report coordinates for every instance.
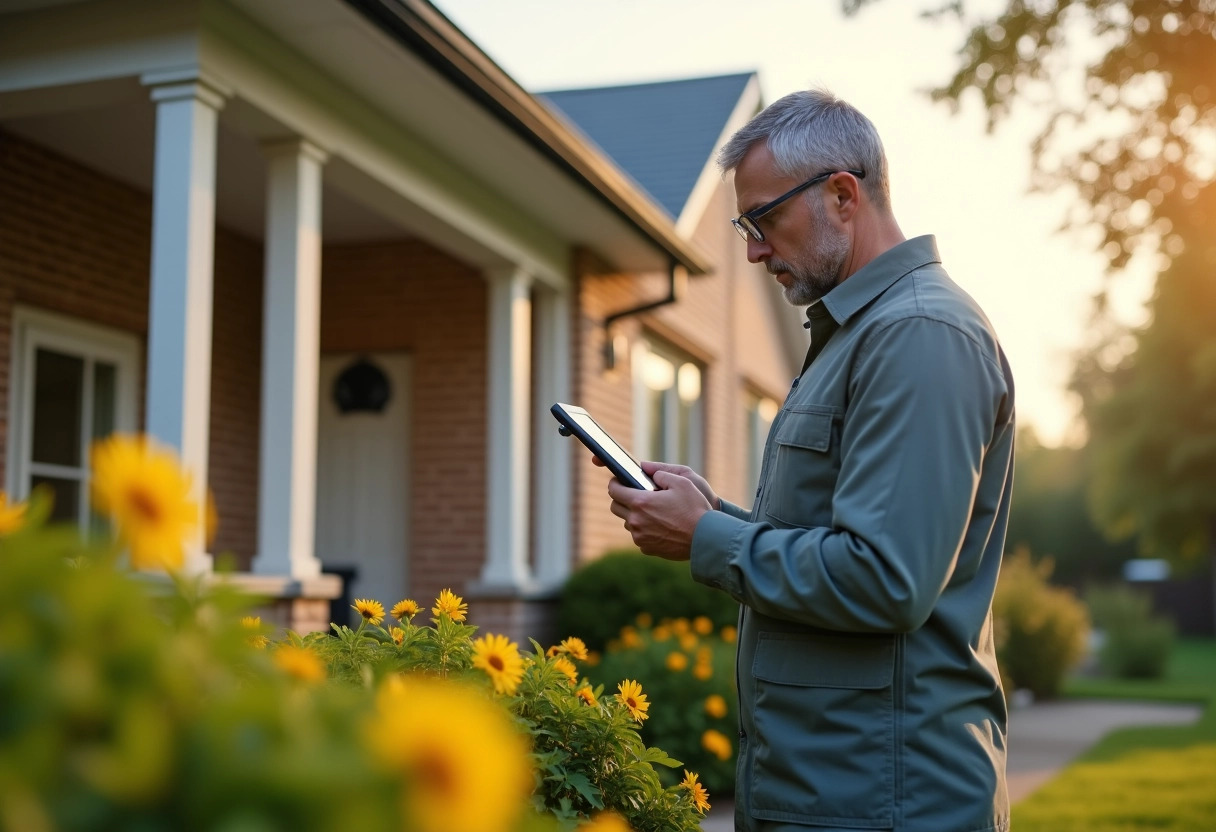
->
[0,0,801,644]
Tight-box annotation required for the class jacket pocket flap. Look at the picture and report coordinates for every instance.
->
[753,633,895,689]
[774,411,833,452]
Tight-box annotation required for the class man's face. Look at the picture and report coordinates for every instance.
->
[734,143,851,306]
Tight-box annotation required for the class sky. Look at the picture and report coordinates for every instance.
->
[431,0,1155,447]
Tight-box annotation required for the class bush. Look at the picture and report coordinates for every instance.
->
[585,616,738,797]
[1085,584,1176,679]
[993,547,1090,699]
[557,549,739,652]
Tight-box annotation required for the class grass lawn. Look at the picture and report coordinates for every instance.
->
[1012,638,1216,831]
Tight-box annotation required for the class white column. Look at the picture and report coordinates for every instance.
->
[533,286,572,588]
[252,139,328,578]
[143,76,227,574]
[481,266,534,589]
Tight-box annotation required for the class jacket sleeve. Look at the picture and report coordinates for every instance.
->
[690,316,1007,633]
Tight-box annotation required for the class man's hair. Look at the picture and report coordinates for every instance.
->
[718,87,891,211]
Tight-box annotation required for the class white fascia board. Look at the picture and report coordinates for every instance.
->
[0,0,201,94]
[674,73,762,239]
[199,2,568,288]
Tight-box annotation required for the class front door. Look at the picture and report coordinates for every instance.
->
[315,353,411,614]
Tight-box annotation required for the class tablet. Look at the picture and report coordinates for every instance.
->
[551,402,656,491]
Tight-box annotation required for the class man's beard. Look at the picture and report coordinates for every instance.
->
[768,207,851,306]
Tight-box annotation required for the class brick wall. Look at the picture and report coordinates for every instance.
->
[320,239,488,608]
[0,130,264,567]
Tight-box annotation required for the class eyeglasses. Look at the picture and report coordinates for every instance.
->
[731,169,866,242]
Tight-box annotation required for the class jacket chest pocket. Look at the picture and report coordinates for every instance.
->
[749,632,895,828]
[762,407,841,528]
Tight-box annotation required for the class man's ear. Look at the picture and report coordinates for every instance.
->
[828,172,862,223]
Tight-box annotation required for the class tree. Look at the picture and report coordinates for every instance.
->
[845,1,1216,568]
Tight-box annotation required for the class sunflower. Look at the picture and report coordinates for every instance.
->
[665,651,688,672]
[701,729,733,761]
[681,770,711,814]
[391,599,420,620]
[472,633,525,695]
[577,811,633,832]
[704,694,728,719]
[553,656,578,685]
[432,588,468,622]
[90,434,198,571]
[353,598,385,626]
[556,636,589,660]
[390,626,406,646]
[364,675,531,832]
[273,645,325,683]
[0,492,28,536]
[615,679,650,722]
[575,686,598,707]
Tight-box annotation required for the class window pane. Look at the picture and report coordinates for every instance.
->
[30,474,80,524]
[32,348,83,467]
[92,361,117,440]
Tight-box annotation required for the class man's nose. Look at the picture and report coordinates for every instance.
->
[746,236,771,264]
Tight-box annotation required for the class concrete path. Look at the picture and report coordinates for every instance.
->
[699,699,1202,831]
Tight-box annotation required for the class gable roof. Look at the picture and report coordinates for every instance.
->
[540,73,755,221]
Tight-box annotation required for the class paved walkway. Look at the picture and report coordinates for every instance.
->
[699,699,1202,831]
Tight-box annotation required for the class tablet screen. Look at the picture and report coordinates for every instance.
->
[565,409,654,489]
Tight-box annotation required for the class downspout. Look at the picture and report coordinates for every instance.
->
[602,260,688,370]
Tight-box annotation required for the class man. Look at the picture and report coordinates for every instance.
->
[603,88,1014,832]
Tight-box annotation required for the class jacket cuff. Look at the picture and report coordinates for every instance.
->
[690,509,747,598]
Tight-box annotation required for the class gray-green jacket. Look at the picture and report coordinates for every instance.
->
[691,236,1014,831]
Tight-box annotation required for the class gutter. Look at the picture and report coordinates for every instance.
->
[343,0,712,277]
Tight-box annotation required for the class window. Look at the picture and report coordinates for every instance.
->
[632,339,703,469]
[6,307,139,526]
[745,392,779,494]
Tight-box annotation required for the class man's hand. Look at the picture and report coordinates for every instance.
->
[604,464,714,561]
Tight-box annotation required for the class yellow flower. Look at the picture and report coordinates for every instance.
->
[273,645,325,683]
[665,651,688,672]
[681,770,711,814]
[635,611,653,628]
[619,626,642,649]
[391,599,420,620]
[353,598,385,626]
[390,626,405,646]
[472,633,525,695]
[721,625,737,643]
[241,616,268,648]
[652,624,671,642]
[553,656,579,685]
[693,615,714,635]
[578,811,634,832]
[693,662,713,681]
[364,676,531,832]
[701,729,733,761]
[679,632,698,651]
[672,617,691,635]
[240,616,262,630]
[586,650,601,666]
[0,492,28,536]
[704,694,728,719]
[556,636,589,660]
[432,588,468,622]
[90,434,198,571]
[575,686,598,707]
[615,679,650,722]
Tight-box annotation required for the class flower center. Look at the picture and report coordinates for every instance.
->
[489,655,505,671]
[126,485,162,523]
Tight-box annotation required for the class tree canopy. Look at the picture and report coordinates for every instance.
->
[848,0,1216,564]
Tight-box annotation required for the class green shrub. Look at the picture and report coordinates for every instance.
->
[993,547,1091,698]
[1084,584,1176,679]
[585,616,738,797]
[557,549,738,652]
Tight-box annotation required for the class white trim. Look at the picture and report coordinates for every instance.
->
[532,286,572,589]
[675,74,762,238]
[5,305,140,521]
